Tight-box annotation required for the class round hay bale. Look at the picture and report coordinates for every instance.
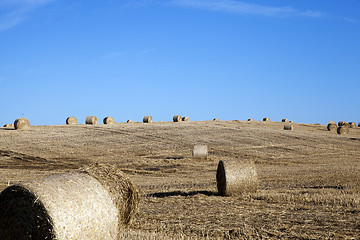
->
[213,118,219,121]
[284,122,294,130]
[3,124,14,128]
[349,122,356,128]
[327,123,337,132]
[263,117,270,122]
[247,118,253,121]
[337,126,349,135]
[14,118,30,130]
[85,116,97,125]
[192,145,208,159]
[143,116,152,123]
[216,160,258,197]
[0,163,140,240]
[103,117,115,125]
[282,118,289,122]
[338,121,345,126]
[173,115,182,122]
[343,122,350,128]
[66,117,77,125]
[358,122,360,127]
[182,116,190,122]
[127,120,133,123]
[328,121,336,125]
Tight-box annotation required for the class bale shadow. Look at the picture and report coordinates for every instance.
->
[148,190,218,198]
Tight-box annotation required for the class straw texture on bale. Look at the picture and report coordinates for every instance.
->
[14,118,30,130]
[263,118,270,122]
[0,163,140,240]
[216,160,258,196]
[66,117,77,125]
[284,122,294,130]
[349,122,356,128]
[328,121,336,125]
[338,121,345,126]
[103,117,115,125]
[282,119,289,122]
[85,116,97,125]
[127,120,133,123]
[337,126,349,135]
[2,124,14,128]
[327,123,337,132]
[173,115,182,122]
[247,119,253,121]
[192,145,208,159]
[182,116,190,122]
[143,116,152,123]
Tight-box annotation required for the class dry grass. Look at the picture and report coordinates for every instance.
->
[0,120,359,239]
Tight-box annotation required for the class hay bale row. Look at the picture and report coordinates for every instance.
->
[349,122,356,128]
[338,121,345,126]
[14,118,30,130]
[284,122,294,130]
[0,163,140,240]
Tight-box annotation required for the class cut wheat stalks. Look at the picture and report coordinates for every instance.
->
[66,117,77,125]
[0,163,140,240]
[337,126,349,135]
[14,118,30,130]
[216,159,258,196]
[284,122,294,130]
[143,116,152,123]
[192,145,208,159]
[327,123,337,132]
[282,119,289,122]
[103,117,115,125]
[85,116,97,125]
[263,118,270,122]
[182,116,190,122]
[173,115,182,122]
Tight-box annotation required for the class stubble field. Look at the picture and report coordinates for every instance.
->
[0,120,359,239]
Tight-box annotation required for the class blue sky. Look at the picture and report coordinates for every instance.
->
[1,0,359,125]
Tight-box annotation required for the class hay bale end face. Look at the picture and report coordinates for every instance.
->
[216,160,258,197]
[284,122,294,130]
[0,163,140,240]
[282,118,289,122]
[349,122,356,128]
[173,115,182,122]
[337,126,349,135]
[182,116,190,122]
[127,120,133,123]
[66,117,77,125]
[143,116,152,123]
[85,116,97,125]
[327,123,337,132]
[192,145,208,159]
[14,118,30,130]
[103,117,115,125]
[263,117,270,122]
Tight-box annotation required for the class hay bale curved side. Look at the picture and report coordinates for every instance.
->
[192,145,208,159]
[182,117,190,122]
[173,115,182,122]
[327,123,337,132]
[0,172,119,240]
[14,118,30,130]
[263,118,270,122]
[66,117,77,125]
[143,116,152,123]
[337,126,349,135]
[103,117,115,125]
[284,122,294,130]
[216,160,258,196]
[85,116,97,125]
[349,122,356,128]
[282,119,289,122]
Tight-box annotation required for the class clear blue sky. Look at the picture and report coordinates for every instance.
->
[1,0,359,125]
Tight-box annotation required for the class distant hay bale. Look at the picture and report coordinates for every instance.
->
[127,120,133,123]
[213,118,219,121]
[143,116,152,123]
[85,116,97,125]
[343,122,350,128]
[66,117,77,125]
[247,118,253,121]
[337,126,349,135]
[349,122,356,128]
[338,121,345,126]
[282,118,289,122]
[3,124,14,128]
[192,145,208,159]
[327,123,337,132]
[173,115,182,122]
[328,121,336,125]
[284,122,294,130]
[0,163,140,240]
[263,117,270,122]
[103,117,115,125]
[216,160,258,197]
[182,116,190,122]
[358,122,360,127]
[14,118,30,130]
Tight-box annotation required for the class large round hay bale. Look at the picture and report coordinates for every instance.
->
[14,118,30,130]
[192,145,208,159]
[337,126,349,135]
[284,122,294,130]
[349,122,356,128]
[173,115,182,122]
[0,163,140,240]
[103,117,115,125]
[182,116,190,122]
[85,116,97,125]
[216,160,258,196]
[282,118,289,122]
[327,123,337,132]
[263,117,270,122]
[66,117,77,125]
[127,120,133,123]
[143,116,152,123]
[338,121,345,126]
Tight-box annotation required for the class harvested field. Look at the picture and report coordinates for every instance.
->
[0,120,359,239]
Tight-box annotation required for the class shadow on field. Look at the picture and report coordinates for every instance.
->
[148,190,218,198]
